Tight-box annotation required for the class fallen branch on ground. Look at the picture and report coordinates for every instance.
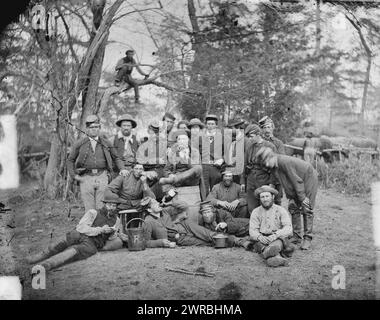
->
[165,267,215,278]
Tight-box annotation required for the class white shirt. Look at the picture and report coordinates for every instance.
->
[117,131,132,155]
[89,136,99,152]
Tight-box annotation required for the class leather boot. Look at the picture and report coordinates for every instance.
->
[40,248,78,271]
[303,212,314,240]
[266,255,289,267]
[226,235,237,247]
[290,213,302,244]
[27,239,68,264]
[301,212,313,250]
[172,167,201,185]
[288,200,303,243]
[262,241,282,259]
[300,238,312,250]
[279,237,295,258]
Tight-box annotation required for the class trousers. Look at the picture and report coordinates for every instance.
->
[288,199,314,240]
[175,219,216,246]
[115,68,140,99]
[79,171,108,212]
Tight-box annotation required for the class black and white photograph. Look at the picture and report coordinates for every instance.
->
[0,0,379,304]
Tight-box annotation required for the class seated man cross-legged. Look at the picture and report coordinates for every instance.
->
[249,185,295,267]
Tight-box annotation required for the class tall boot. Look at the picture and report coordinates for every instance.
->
[40,248,78,272]
[27,239,68,264]
[301,212,313,250]
[290,212,302,243]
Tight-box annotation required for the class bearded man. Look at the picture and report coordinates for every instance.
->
[249,185,294,267]
[206,168,248,219]
[257,147,319,250]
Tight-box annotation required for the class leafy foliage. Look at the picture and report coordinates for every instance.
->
[327,156,379,195]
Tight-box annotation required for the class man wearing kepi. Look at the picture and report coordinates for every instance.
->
[258,116,285,154]
[109,114,140,174]
[67,115,128,212]
[249,185,294,267]
[27,193,125,272]
[242,123,277,213]
[257,147,318,250]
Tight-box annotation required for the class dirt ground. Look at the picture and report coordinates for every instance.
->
[4,186,377,300]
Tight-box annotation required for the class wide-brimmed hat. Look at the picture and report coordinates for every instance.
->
[177,120,190,129]
[258,116,274,129]
[188,118,205,129]
[254,185,278,198]
[205,114,218,123]
[116,114,137,128]
[148,120,160,133]
[244,124,261,136]
[85,115,100,126]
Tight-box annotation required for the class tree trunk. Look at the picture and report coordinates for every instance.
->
[43,133,62,198]
[80,34,107,129]
[361,55,371,134]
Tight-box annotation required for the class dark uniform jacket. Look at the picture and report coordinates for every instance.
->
[109,133,140,169]
[266,136,285,154]
[143,200,188,247]
[67,136,124,179]
[275,154,318,207]
[242,138,276,186]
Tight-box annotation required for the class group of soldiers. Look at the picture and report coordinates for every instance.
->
[27,111,319,271]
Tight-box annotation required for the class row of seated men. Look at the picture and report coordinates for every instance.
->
[27,112,319,273]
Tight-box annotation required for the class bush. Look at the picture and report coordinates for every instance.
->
[326,156,380,195]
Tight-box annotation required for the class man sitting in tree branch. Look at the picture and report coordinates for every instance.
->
[114,49,150,103]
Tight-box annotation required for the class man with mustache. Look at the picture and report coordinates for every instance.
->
[249,185,294,267]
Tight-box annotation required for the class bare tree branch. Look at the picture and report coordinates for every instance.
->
[112,7,163,23]
[55,4,80,65]
[62,3,92,38]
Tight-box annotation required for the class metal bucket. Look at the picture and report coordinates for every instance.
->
[213,233,229,249]
[125,218,146,251]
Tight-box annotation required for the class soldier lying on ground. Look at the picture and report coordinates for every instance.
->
[27,194,126,272]
[249,185,295,268]
[142,197,228,248]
